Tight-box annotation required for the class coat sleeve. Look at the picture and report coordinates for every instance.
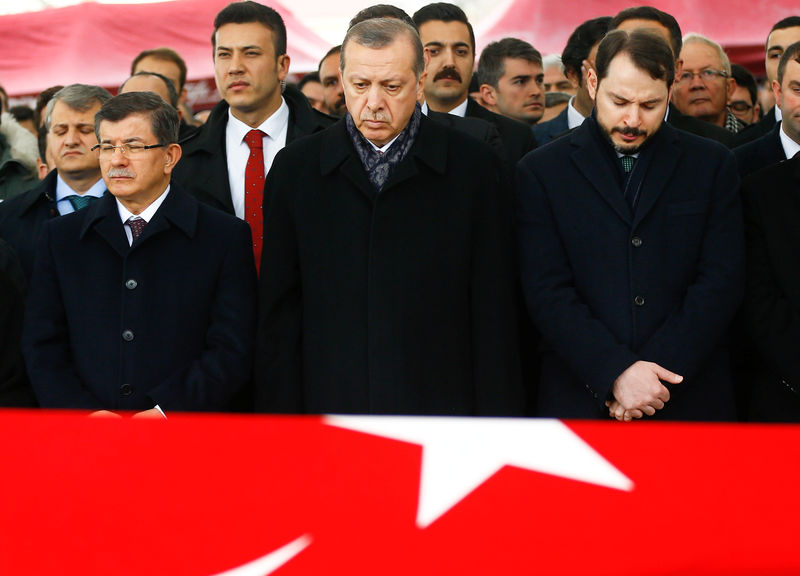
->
[516,158,639,407]
[638,152,744,381]
[147,219,257,412]
[741,178,800,385]
[22,222,104,409]
[253,149,304,413]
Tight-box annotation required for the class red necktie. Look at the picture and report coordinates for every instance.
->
[244,129,266,273]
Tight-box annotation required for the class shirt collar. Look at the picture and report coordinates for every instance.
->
[779,121,800,159]
[227,97,290,142]
[421,97,469,118]
[116,184,170,225]
[55,174,105,201]
[567,97,586,129]
[775,105,783,122]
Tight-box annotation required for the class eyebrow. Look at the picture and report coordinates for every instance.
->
[511,74,531,82]
[424,41,470,49]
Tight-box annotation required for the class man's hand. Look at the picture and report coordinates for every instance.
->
[132,408,166,419]
[607,361,683,421]
[88,410,121,418]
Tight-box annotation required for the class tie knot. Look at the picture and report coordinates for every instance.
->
[244,129,265,150]
[126,216,147,242]
[67,194,98,211]
[621,155,636,174]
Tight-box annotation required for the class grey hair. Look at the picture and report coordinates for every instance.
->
[94,91,179,145]
[341,17,425,79]
[44,84,112,131]
[682,33,732,75]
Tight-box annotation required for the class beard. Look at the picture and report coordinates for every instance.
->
[600,124,653,154]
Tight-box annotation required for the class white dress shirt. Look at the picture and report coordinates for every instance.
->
[55,176,106,215]
[225,98,290,220]
[779,122,800,159]
[421,98,469,118]
[116,185,170,246]
[566,97,587,130]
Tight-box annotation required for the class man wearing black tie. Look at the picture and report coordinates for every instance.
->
[517,30,744,422]
[23,92,256,415]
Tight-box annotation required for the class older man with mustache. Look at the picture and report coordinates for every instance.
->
[254,17,523,415]
[23,91,257,415]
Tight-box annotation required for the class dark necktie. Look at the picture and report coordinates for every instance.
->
[244,129,266,274]
[620,155,637,209]
[66,194,98,211]
[126,216,147,243]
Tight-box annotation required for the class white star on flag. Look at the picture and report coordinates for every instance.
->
[211,534,312,576]
[326,416,633,528]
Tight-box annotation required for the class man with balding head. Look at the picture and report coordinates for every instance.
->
[254,17,522,415]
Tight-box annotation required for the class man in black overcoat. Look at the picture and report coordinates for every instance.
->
[254,18,523,416]
[517,30,744,422]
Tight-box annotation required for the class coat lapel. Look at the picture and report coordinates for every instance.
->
[632,124,681,228]
[571,120,632,225]
[320,122,375,202]
[81,194,129,258]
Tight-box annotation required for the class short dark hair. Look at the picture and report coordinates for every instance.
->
[212,1,287,57]
[8,105,34,125]
[130,47,188,91]
[94,91,179,146]
[37,125,48,162]
[342,18,425,80]
[730,64,757,105]
[595,29,675,89]
[412,3,475,53]
[561,17,611,82]
[477,38,543,88]
[349,4,414,30]
[777,40,800,84]
[318,45,342,74]
[120,72,179,108]
[297,71,321,91]
[609,6,682,58]
[35,85,64,128]
[769,16,800,42]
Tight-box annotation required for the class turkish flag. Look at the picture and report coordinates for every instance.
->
[0,410,796,575]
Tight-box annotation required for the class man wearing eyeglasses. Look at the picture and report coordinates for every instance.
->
[672,34,745,134]
[22,92,257,416]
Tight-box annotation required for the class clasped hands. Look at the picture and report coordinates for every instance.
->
[605,360,683,422]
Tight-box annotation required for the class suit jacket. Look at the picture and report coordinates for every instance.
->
[0,239,35,407]
[22,186,257,412]
[517,116,744,420]
[735,107,777,147]
[742,156,800,421]
[254,116,523,415]
[532,107,570,146]
[465,98,537,166]
[734,122,786,178]
[426,109,507,164]
[667,103,736,148]
[0,169,61,285]
[172,85,336,215]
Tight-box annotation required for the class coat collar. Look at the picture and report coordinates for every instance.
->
[80,185,198,257]
[569,115,681,226]
[319,114,447,201]
[18,168,58,216]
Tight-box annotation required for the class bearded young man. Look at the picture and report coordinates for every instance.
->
[516,30,744,422]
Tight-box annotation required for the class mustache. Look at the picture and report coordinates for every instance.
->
[612,126,646,137]
[106,168,136,178]
[360,111,390,122]
[434,67,462,82]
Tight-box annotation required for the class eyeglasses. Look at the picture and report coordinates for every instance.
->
[91,143,166,157]
[729,101,754,113]
[676,69,728,84]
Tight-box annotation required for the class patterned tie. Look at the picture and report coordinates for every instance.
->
[66,194,98,211]
[244,129,266,273]
[620,155,636,174]
[126,216,147,243]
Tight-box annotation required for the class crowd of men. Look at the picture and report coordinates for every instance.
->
[0,2,799,423]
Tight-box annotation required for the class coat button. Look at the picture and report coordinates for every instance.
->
[120,383,133,396]
[122,329,134,341]
[634,296,645,306]
[125,279,137,290]
[631,236,643,247]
